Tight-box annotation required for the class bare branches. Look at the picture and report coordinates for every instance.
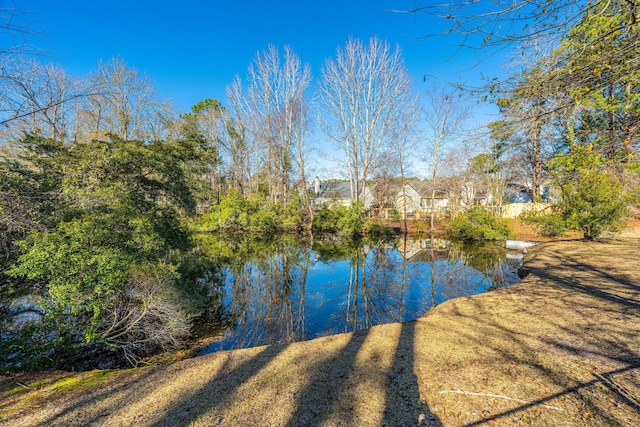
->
[226,45,311,204]
[99,266,190,367]
[423,84,471,227]
[0,2,42,57]
[75,57,171,142]
[0,57,97,142]
[404,1,592,50]
[318,37,418,205]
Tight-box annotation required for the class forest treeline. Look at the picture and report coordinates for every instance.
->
[1,0,639,370]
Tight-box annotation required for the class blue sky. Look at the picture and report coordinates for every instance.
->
[24,0,505,115]
[13,0,511,177]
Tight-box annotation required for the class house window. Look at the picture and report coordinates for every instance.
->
[420,199,432,208]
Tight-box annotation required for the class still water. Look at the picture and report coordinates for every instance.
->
[197,235,522,354]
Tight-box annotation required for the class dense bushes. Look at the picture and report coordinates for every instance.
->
[196,190,304,233]
[521,209,568,237]
[447,208,512,241]
[311,203,394,236]
[522,146,632,240]
[1,135,211,370]
[312,203,363,235]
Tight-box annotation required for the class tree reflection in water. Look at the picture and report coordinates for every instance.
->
[199,235,521,354]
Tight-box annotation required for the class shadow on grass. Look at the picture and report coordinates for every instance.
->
[438,242,640,426]
[150,343,287,427]
[382,320,442,426]
[33,367,156,427]
[464,361,640,426]
[284,329,369,427]
[537,250,640,307]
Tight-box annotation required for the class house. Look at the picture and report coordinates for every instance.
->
[389,179,493,218]
[310,177,375,210]
[393,180,450,216]
[505,183,533,203]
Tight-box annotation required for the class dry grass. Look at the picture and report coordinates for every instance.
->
[1,229,639,426]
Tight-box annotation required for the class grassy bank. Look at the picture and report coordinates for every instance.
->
[1,230,639,426]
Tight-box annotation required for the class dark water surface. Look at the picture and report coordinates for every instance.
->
[197,235,522,355]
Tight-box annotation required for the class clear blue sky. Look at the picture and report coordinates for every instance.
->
[24,0,505,115]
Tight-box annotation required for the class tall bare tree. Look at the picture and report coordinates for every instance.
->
[318,37,417,206]
[226,45,311,206]
[423,85,470,229]
[75,57,173,142]
[0,58,89,144]
[392,103,420,231]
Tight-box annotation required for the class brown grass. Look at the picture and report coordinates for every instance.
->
[1,228,639,426]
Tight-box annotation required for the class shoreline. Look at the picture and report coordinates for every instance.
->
[2,229,639,426]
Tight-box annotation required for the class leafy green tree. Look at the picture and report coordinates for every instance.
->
[550,145,628,240]
[6,135,201,366]
[488,0,639,232]
[551,1,640,163]
[0,135,66,297]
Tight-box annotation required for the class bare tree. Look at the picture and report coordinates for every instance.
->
[226,45,311,206]
[404,1,595,55]
[392,103,421,231]
[318,37,417,206]
[75,57,173,142]
[0,58,89,143]
[423,85,470,229]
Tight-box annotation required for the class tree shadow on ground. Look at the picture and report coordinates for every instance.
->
[464,361,640,426]
[150,343,288,426]
[33,367,156,427]
[435,243,640,427]
[382,320,442,426]
[284,329,369,427]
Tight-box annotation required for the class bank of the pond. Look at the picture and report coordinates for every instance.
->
[2,229,639,426]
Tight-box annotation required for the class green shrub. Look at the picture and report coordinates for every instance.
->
[448,208,512,241]
[550,146,629,240]
[561,170,627,240]
[312,203,365,235]
[197,191,304,233]
[336,203,364,235]
[412,220,430,236]
[363,217,393,236]
[312,207,340,233]
[199,190,249,231]
[521,208,568,237]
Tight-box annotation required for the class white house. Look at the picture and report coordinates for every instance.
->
[393,180,450,216]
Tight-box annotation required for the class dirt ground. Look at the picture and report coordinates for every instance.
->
[1,226,639,426]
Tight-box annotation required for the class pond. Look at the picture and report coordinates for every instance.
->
[197,235,523,355]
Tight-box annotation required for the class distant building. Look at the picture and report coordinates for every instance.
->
[393,180,450,215]
[310,177,375,209]
[505,183,533,203]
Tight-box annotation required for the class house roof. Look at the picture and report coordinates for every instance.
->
[402,180,449,199]
[316,181,352,200]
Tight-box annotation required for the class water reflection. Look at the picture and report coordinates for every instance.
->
[198,235,521,354]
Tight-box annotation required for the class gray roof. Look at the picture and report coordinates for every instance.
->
[316,181,352,200]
